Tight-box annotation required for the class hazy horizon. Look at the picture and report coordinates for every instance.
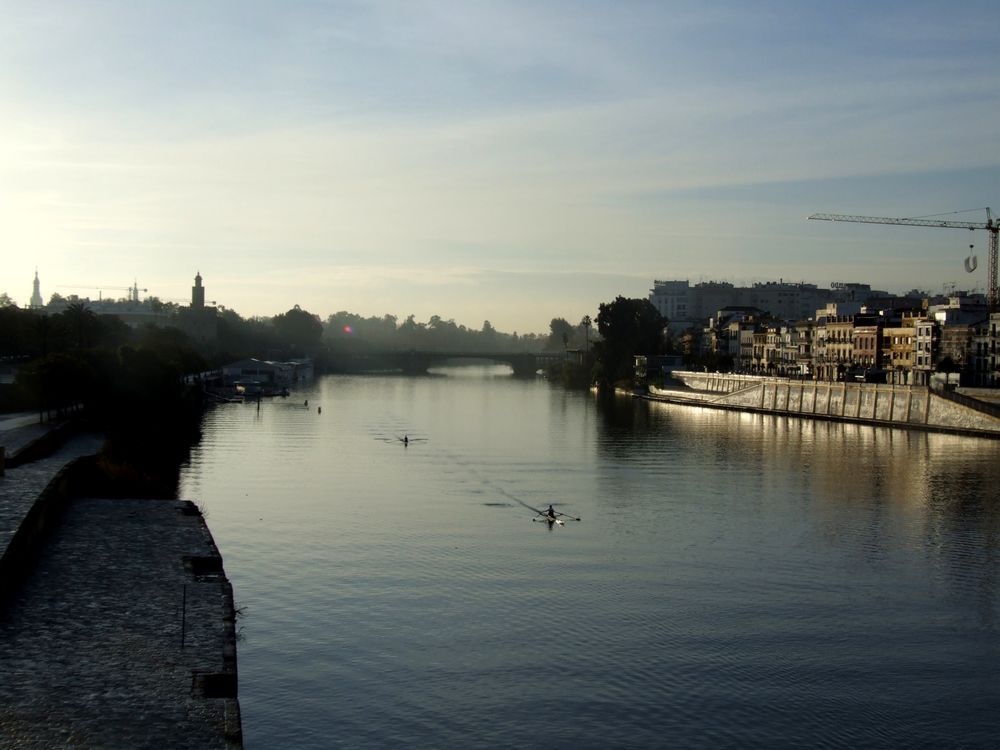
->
[4,1,999,333]
[12,268,983,339]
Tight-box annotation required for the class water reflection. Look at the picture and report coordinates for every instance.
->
[598,395,1000,633]
[181,371,1000,748]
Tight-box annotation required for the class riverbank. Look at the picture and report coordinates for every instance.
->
[641,371,1000,438]
[0,417,242,748]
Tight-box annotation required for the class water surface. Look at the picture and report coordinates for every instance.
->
[179,367,1000,748]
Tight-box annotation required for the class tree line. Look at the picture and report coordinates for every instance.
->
[1,293,674,415]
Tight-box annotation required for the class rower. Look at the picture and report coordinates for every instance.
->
[546,505,557,520]
[403,435,409,446]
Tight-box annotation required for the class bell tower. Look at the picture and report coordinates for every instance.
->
[192,271,205,310]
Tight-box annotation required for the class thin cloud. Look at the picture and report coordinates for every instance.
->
[3,1,999,330]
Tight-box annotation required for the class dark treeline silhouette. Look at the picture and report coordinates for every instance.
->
[0,303,206,494]
[216,305,324,362]
[324,312,545,353]
[538,298,670,391]
[1,289,686,442]
[2,291,677,396]
[540,300,674,390]
[544,316,594,352]
[0,299,571,413]
[591,297,670,389]
[1,301,132,359]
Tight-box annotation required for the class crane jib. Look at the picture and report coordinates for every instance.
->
[808,210,999,312]
[808,213,991,230]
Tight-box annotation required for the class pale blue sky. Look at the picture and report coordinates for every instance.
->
[3,1,999,333]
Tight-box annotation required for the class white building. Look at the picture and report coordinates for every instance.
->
[649,280,692,333]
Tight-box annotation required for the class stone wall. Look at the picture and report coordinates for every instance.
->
[653,371,1000,437]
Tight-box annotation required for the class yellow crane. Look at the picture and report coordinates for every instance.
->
[808,209,999,312]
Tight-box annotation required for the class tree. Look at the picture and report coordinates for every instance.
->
[272,305,323,353]
[60,302,98,349]
[216,307,282,360]
[593,296,667,387]
[398,314,427,349]
[938,356,962,373]
[0,305,37,356]
[546,318,574,351]
[580,315,593,353]
[15,353,96,419]
[134,325,206,374]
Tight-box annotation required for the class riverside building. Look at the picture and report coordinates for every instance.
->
[656,276,998,386]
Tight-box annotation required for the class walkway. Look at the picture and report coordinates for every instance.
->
[0,412,57,456]
[0,417,103,562]
[0,415,242,748]
[0,497,240,748]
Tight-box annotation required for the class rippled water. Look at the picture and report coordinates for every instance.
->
[179,367,1000,748]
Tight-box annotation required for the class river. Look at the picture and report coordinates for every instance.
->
[178,366,1000,748]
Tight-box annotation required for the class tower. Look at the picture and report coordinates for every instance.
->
[192,271,205,310]
[29,270,44,309]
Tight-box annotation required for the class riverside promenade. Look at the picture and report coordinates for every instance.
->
[643,372,1000,438]
[0,414,242,748]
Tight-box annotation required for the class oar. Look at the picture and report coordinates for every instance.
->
[555,512,582,521]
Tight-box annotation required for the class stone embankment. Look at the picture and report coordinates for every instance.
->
[645,371,1000,438]
[0,415,242,748]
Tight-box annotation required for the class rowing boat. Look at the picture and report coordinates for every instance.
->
[533,516,564,526]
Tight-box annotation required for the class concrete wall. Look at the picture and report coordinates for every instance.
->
[654,371,1000,437]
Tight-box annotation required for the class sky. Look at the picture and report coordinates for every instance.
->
[2,1,1000,334]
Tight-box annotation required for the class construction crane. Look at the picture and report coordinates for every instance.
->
[808,209,999,312]
[59,281,148,302]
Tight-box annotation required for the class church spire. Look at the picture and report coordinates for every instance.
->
[29,269,43,309]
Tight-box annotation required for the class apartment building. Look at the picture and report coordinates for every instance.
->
[912,318,937,386]
[881,321,916,384]
[794,321,814,377]
[663,277,998,386]
[853,322,881,370]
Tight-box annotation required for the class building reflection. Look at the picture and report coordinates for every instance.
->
[593,394,1000,627]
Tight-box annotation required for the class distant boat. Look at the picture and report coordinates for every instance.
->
[234,380,290,398]
[234,380,262,396]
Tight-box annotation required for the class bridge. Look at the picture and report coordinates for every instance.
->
[329,350,569,377]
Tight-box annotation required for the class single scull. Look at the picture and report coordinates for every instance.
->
[533,516,565,526]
